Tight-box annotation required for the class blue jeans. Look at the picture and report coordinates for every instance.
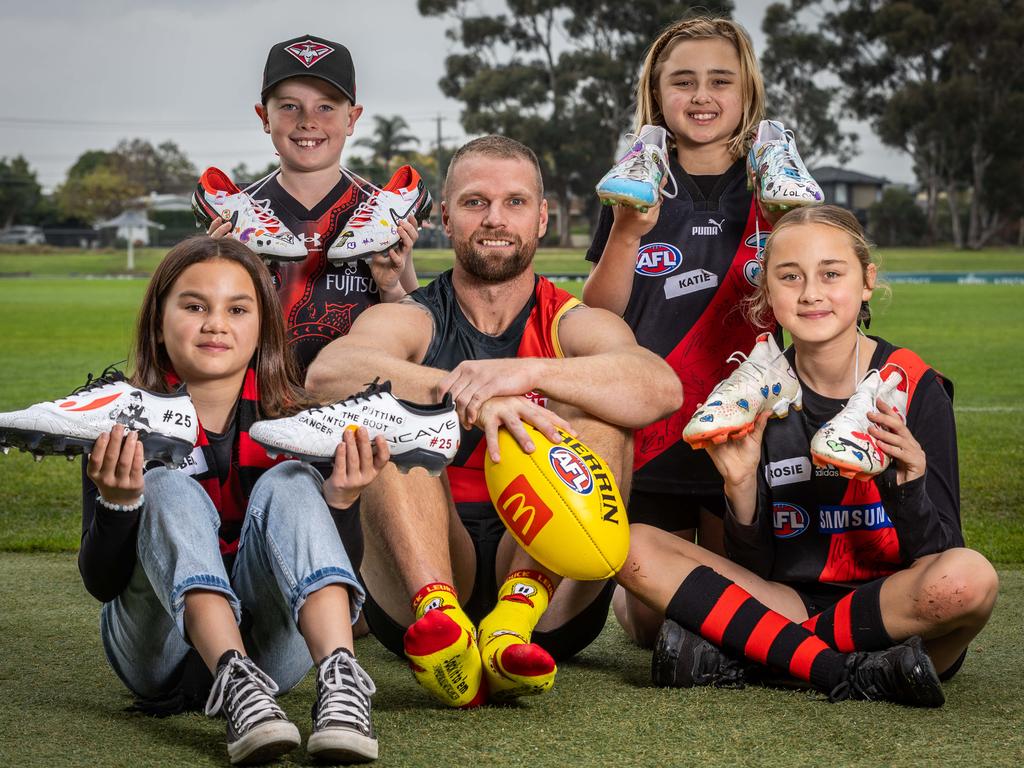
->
[100,461,364,699]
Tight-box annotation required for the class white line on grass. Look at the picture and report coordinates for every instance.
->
[955,406,1024,412]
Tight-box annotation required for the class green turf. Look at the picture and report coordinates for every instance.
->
[1,553,1021,767]
[1,246,1021,278]
[1,279,1023,562]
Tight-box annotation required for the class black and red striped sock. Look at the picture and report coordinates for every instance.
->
[801,578,892,653]
[665,565,848,692]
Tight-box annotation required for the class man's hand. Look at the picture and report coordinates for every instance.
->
[322,427,390,509]
[475,395,573,463]
[370,216,419,301]
[438,358,546,428]
[87,424,145,508]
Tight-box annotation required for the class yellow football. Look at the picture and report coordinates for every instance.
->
[484,424,628,581]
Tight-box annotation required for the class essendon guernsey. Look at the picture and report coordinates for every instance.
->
[409,271,579,503]
[248,173,379,371]
[587,158,772,495]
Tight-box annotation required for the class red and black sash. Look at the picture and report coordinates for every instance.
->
[166,367,286,555]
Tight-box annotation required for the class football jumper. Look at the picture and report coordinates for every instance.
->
[725,338,962,591]
[587,157,771,495]
[246,173,378,371]
[410,270,580,505]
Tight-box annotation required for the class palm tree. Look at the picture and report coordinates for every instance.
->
[354,115,420,175]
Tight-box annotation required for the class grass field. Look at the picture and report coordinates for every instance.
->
[1,245,1022,278]
[1,250,1023,766]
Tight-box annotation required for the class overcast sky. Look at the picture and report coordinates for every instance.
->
[0,0,914,192]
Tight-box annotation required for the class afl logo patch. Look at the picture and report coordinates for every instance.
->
[743,258,763,287]
[772,502,810,538]
[635,243,682,276]
[548,447,594,495]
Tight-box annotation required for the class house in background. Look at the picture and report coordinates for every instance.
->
[809,167,888,225]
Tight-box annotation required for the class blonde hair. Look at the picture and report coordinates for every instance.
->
[746,206,883,329]
[634,16,765,160]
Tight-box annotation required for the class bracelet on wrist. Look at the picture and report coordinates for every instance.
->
[98,494,145,513]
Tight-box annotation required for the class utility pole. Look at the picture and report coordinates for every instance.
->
[435,114,445,206]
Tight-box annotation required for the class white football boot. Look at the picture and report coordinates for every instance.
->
[249,380,459,476]
[747,120,823,222]
[192,167,307,261]
[0,369,197,466]
[596,124,677,212]
[810,364,908,480]
[327,165,433,264]
[683,333,802,450]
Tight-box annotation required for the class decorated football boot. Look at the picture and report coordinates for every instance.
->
[810,364,908,480]
[683,333,802,450]
[249,379,459,475]
[596,124,677,212]
[192,167,307,261]
[327,165,433,264]
[0,368,197,466]
[747,120,823,223]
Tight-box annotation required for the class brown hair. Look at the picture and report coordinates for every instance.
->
[444,135,544,199]
[131,236,311,418]
[745,206,882,329]
[634,16,765,160]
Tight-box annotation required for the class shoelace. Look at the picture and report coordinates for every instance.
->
[307,379,391,417]
[712,350,775,395]
[69,363,127,396]
[618,133,679,199]
[839,369,904,423]
[315,651,376,731]
[204,655,286,734]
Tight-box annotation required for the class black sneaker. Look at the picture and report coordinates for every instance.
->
[651,619,747,688]
[204,650,300,765]
[307,647,378,763]
[831,635,945,707]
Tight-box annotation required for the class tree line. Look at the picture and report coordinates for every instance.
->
[2,1,1020,249]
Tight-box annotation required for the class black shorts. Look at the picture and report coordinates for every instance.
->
[627,488,726,531]
[789,580,966,681]
[363,501,615,662]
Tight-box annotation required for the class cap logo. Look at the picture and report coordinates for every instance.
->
[284,40,334,68]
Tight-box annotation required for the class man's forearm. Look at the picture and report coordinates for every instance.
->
[535,349,681,428]
[306,342,448,403]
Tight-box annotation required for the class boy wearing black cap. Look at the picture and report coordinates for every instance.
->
[207,34,420,371]
[199,34,417,765]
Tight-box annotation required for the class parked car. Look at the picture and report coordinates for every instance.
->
[0,226,46,245]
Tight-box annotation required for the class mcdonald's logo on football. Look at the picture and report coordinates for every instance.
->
[497,475,554,546]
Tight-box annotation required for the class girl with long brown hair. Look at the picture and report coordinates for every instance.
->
[79,236,385,764]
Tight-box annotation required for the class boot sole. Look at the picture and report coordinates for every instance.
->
[684,398,801,450]
[0,426,193,467]
[810,452,883,482]
[254,437,450,477]
[307,729,379,763]
[228,721,300,765]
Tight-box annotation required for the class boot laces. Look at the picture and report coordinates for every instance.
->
[70,363,127,396]
[204,655,286,734]
[618,133,678,199]
[315,650,376,731]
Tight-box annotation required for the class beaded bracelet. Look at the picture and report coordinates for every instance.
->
[98,494,145,513]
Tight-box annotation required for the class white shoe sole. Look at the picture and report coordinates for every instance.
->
[228,720,300,765]
[307,728,379,762]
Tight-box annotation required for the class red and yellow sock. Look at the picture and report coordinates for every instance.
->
[478,570,557,702]
[403,582,486,708]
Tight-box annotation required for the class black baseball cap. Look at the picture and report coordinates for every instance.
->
[261,35,356,103]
